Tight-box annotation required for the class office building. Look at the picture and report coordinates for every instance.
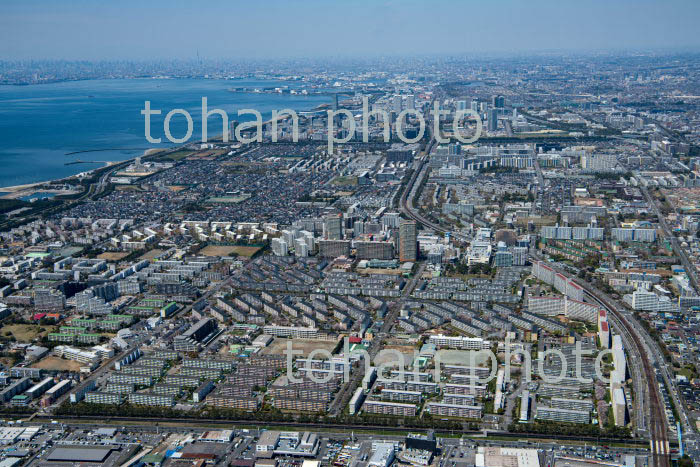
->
[519,390,530,422]
[369,443,395,467]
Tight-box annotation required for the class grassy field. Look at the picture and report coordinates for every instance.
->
[330,175,358,186]
[206,194,251,204]
[164,150,194,161]
[31,356,83,372]
[114,185,142,192]
[675,366,696,381]
[357,268,401,275]
[515,215,557,227]
[139,249,165,260]
[185,149,226,160]
[1,324,56,342]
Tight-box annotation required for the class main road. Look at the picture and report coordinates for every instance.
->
[640,183,698,443]
[640,184,700,293]
[327,262,426,415]
[399,157,469,243]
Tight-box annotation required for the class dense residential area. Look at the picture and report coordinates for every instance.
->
[2,5,700,463]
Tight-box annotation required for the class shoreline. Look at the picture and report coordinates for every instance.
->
[1,76,328,191]
[0,75,276,88]
[0,84,325,192]
[0,161,116,192]
[0,149,165,194]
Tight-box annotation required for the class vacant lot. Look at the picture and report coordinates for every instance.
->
[115,185,141,192]
[98,251,130,261]
[190,149,226,158]
[199,245,262,258]
[375,344,416,368]
[515,215,557,227]
[437,349,491,366]
[206,194,251,204]
[263,338,339,357]
[330,175,358,186]
[230,245,263,257]
[31,356,83,372]
[0,324,55,342]
[200,245,236,257]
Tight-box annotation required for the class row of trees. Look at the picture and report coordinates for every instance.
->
[57,402,470,431]
[508,421,632,439]
[445,261,494,277]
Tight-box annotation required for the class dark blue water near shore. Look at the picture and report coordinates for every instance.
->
[0,78,330,187]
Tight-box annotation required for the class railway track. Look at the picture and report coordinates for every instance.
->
[399,159,469,241]
[575,284,670,467]
[529,259,670,465]
[16,413,654,445]
[397,140,670,462]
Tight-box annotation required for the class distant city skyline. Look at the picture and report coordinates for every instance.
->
[2,0,700,60]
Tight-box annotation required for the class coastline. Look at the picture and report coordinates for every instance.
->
[0,149,164,197]
[0,77,328,192]
[0,161,114,192]
[0,118,298,195]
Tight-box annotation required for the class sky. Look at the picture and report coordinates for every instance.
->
[1,0,699,60]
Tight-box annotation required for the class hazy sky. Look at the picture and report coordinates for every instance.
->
[1,0,699,60]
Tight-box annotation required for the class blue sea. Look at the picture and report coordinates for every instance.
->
[0,78,331,187]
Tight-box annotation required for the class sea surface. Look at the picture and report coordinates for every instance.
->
[0,78,332,188]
